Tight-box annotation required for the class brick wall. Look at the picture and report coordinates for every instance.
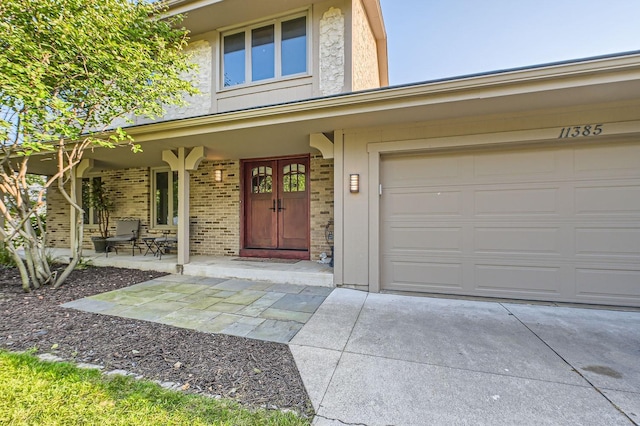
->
[47,157,334,260]
[47,167,151,250]
[190,160,240,256]
[310,155,334,261]
[46,182,72,249]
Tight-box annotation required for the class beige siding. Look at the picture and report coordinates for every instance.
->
[339,103,640,291]
[351,0,380,91]
[341,131,372,286]
[217,79,314,113]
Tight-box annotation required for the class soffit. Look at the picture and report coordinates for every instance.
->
[27,54,640,175]
[166,0,325,36]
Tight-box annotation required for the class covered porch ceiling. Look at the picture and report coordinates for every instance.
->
[27,53,640,175]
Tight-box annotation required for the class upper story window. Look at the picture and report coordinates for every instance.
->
[223,14,308,88]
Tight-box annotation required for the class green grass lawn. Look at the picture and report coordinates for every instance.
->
[0,350,310,426]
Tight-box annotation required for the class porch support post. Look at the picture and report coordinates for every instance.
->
[162,147,204,268]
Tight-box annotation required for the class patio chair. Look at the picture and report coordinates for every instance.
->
[154,234,177,260]
[105,219,140,257]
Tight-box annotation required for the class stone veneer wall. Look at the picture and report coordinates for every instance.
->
[47,157,334,260]
[319,7,345,96]
[351,0,380,91]
[109,40,213,130]
[310,155,334,261]
[189,160,241,256]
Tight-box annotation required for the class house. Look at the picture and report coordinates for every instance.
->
[42,0,640,307]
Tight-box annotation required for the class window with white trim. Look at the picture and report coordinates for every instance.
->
[152,169,179,228]
[223,14,308,88]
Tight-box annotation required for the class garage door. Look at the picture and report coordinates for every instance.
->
[380,141,640,307]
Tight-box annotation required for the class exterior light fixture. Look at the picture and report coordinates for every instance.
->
[349,173,359,193]
[214,169,223,182]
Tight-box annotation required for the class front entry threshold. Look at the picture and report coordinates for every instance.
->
[239,248,310,260]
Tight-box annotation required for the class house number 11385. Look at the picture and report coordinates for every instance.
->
[558,124,603,139]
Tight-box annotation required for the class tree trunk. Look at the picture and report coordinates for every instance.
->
[53,173,84,288]
[7,232,54,292]
[53,207,83,288]
[8,247,31,292]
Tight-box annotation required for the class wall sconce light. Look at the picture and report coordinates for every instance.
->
[214,169,223,182]
[349,173,360,193]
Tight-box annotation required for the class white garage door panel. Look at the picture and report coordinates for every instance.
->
[576,269,640,303]
[475,187,560,215]
[380,142,640,307]
[574,144,640,174]
[474,150,558,177]
[388,226,462,252]
[474,227,561,255]
[474,264,562,294]
[384,154,465,183]
[575,228,640,257]
[575,185,640,214]
[383,189,463,216]
[389,260,463,290]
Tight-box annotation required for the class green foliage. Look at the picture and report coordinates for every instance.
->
[0,0,197,150]
[74,257,94,270]
[0,0,198,290]
[0,350,309,425]
[0,242,16,267]
[87,178,114,238]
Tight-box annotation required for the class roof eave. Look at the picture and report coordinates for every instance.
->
[126,51,640,141]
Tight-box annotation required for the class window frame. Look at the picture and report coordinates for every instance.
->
[81,176,101,227]
[221,11,310,90]
[151,167,179,230]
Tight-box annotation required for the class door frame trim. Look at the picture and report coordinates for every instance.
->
[239,154,311,260]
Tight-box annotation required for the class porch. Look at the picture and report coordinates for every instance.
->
[49,248,334,287]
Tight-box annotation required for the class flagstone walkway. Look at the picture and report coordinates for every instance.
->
[62,274,333,343]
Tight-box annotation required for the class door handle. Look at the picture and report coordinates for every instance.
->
[269,200,276,212]
[278,199,285,211]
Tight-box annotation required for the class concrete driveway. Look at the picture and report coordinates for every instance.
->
[290,289,640,425]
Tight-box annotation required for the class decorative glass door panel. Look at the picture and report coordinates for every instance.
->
[278,161,307,249]
[243,156,309,254]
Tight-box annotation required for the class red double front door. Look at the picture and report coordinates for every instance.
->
[241,156,310,259]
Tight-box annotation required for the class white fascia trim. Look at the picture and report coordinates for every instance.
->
[165,0,224,17]
[127,53,640,139]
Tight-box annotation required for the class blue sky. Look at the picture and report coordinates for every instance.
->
[379,0,640,85]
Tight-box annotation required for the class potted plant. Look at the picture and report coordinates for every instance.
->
[88,179,114,252]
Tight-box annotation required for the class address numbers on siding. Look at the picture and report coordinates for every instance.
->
[558,124,604,139]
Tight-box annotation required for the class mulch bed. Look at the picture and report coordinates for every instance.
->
[0,266,313,415]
